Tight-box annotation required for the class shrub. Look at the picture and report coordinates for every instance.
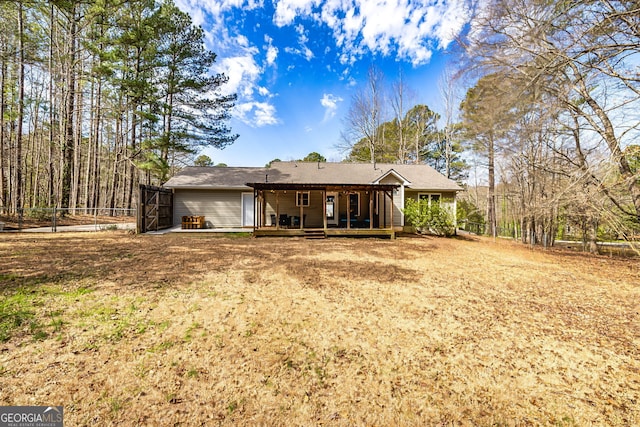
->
[403,198,456,237]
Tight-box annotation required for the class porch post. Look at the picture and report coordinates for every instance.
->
[275,191,280,230]
[253,189,258,231]
[260,190,266,229]
[299,196,304,230]
[383,191,387,228]
[323,189,327,232]
[390,190,394,230]
[346,192,351,230]
[369,190,373,229]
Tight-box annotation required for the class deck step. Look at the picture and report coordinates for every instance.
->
[304,230,326,239]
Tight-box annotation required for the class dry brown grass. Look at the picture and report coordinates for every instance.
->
[0,232,638,426]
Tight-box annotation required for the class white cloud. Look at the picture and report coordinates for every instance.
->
[235,102,280,127]
[175,0,472,129]
[274,0,316,26]
[215,51,281,127]
[258,86,271,96]
[272,0,472,66]
[320,93,343,122]
[266,45,279,65]
[175,1,281,128]
[217,53,261,98]
[282,22,315,61]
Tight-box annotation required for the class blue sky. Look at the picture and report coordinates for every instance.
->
[175,0,473,167]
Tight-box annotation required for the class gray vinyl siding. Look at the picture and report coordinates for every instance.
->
[405,190,457,207]
[173,189,244,227]
[263,190,324,228]
[404,190,457,225]
[379,174,403,227]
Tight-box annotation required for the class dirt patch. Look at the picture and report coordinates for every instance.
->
[0,232,638,425]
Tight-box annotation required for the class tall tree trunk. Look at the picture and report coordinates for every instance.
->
[487,134,496,238]
[61,4,76,209]
[0,50,7,208]
[72,66,84,212]
[30,94,41,207]
[91,79,102,211]
[48,2,57,207]
[15,1,25,214]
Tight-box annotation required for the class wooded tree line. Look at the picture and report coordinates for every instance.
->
[341,1,639,247]
[0,0,237,214]
[460,0,640,248]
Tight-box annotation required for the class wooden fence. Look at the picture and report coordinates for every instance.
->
[138,185,173,233]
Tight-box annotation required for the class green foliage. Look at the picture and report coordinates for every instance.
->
[301,152,326,162]
[625,145,640,174]
[456,199,485,228]
[26,207,52,221]
[403,198,456,237]
[347,103,469,181]
[0,291,35,342]
[421,123,469,183]
[193,154,214,167]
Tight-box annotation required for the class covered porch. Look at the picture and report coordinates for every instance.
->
[247,183,399,238]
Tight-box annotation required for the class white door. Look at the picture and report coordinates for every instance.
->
[242,193,254,227]
[326,192,338,226]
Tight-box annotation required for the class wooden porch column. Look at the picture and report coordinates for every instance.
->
[260,190,266,228]
[389,190,394,230]
[383,191,387,228]
[253,189,259,230]
[323,189,327,232]
[369,191,373,229]
[253,190,259,229]
[299,197,304,230]
[346,192,351,230]
[275,191,280,230]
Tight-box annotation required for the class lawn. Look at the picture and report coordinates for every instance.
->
[0,231,638,425]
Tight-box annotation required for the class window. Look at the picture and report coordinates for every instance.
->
[349,193,360,217]
[296,191,310,207]
[418,193,441,210]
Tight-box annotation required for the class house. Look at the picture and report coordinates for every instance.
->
[162,161,463,237]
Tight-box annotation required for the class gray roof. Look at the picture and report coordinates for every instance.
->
[163,167,271,189]
[164,162,462,191]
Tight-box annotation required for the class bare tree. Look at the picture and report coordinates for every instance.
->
[464,0,640,234]
[341,65,386,164]
[390,69,416,163]
[438,66,461,179]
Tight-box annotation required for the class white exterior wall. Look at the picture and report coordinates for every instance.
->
[173,189,246,228]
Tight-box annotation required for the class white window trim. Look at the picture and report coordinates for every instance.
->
[296,191,310,207]
[418,193,442,206]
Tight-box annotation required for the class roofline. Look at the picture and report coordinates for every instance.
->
[405,186,464,192]
[247,183,400,191]
[162,185,252,191]
[372,168,411,185]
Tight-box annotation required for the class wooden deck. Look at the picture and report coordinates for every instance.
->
[253,227,395,239]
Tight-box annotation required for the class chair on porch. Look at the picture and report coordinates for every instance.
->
[270,214,277,227]
[279,214,290,228]
[291,214,306,227]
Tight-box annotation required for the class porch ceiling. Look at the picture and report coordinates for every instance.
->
[246,183,399,192]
